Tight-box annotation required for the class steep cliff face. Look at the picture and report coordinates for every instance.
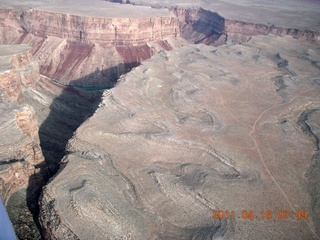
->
[170,7,226,46]
[21,36,178,86]
[225,19,320,43]
[0,8,184,86]
[0,44,40,102]
[0,9,23,44]
[0,45,44,203]
[0,105,44,200]
[170,7,320,45]
[21,9,179,45]
[0,45,44,195]
[3,6,319,87]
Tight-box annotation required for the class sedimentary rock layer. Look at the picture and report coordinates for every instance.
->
[40,35,320,239]
[133,0,320,31]
[170,6,320,45]
[0,45,43,203]
[2,1,319,87]
[0,44,40,102]
[170,7,225,45]
[20,9,179,45]
[224,19,320,43]
[0,4,184,86]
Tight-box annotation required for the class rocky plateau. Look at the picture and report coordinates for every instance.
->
[0,0,319,239]
[40,35,320,240]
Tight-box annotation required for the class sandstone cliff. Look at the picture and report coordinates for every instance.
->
[170,7,320,45]
[225,19,320,44]
[0,7,184,86]
[20,9,179,45]
[170,7,226,46]
[0,9,23,44]
[2,4,319,87]
[0,44,40,102]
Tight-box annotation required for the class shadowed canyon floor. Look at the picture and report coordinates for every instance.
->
[40,36,320,239]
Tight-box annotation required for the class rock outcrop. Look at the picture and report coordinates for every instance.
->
[133,0,320,32]
[0,1,320,239]
[170,7,320,45]
[0,45,43,203]
[40,35,320,239]
[0,2,184,86]
[20,9,179,45]
[170,7,226,46]
[2,1,319,87]
[225,19,320,44]
[0,43,106,238]
[0,9,23,44]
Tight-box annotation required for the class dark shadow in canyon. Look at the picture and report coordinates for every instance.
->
[25,63,136,239]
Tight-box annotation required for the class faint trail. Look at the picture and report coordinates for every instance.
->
[248,87,320,239]
[177,61,320,238]
[212,64,319,238]
[212,85,252,129]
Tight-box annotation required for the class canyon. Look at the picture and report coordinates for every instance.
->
[41,35,320,240]
[0,0,319,239]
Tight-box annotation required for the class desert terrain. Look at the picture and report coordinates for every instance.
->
[0,0,319,239]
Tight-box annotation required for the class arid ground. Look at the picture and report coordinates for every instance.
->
[0,0,319,239]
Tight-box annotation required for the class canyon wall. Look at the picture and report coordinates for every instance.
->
[0,45,44,203]
[2,6,319,87]
[225,19,320,43]
[20,9,179,45]
[0,9,23,44]
[0,8,184,86]
[170,7,226,46]
[170,7,320,45]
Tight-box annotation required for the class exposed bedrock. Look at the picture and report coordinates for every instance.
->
[170,7,226,46]
[7,62,106,239]
[0,44,45,239]
[299,109,320,234]
[170,6,320,45]
[40,36,320,239]
[104,0,130,3]
[20,9,179,45]
[0,42,105,238]
[2,4,319,87]
[0,104,43,202]
[0,4,185,238]
[0,2,320,239]
[0,7,185,86]
[0,9,22,43]
[0,44,40,103]
[0,44,43,203]
[225,19,320,44]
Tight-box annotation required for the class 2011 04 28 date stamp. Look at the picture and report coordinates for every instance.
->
[212,210,309,220]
